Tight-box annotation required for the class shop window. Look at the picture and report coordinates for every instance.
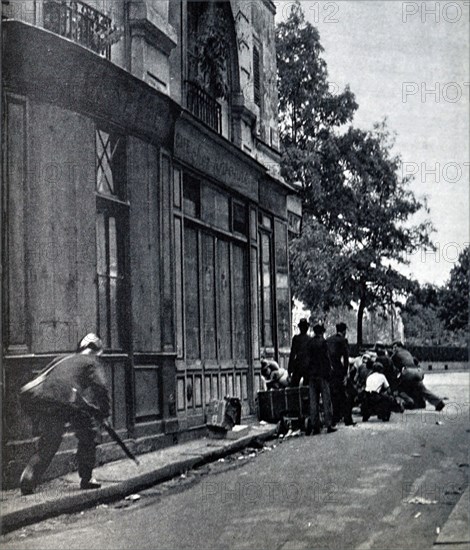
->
[95,128,129,351]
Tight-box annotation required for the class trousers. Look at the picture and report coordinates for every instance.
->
[308,377,333,430]
[21,409,99,491]
[399,379,442,408]
[330,377,354,424]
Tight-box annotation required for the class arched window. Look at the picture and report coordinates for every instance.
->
[186,1,240,140]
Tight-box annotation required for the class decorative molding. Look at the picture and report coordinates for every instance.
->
[129,1,177,55]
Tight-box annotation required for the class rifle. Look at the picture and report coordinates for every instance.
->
[72,388,140,466]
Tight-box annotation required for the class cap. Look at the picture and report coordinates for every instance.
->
[78,333,103,352]
[313,324,326,335]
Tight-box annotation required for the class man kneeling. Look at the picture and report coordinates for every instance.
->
[362,363,403,422]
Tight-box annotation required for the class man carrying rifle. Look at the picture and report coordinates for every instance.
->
[19,333,110,495]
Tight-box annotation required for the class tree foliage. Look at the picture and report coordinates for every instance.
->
[439,246,469,332]
[276,2,434,344]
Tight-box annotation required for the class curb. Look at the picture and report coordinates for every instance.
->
[1,427,277,534]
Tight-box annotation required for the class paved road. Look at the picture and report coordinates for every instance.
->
[2,372,469,550]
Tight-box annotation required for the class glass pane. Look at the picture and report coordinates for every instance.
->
[110,277,119,349]
[96,130,114,196]
[97,275,108,347]
[233,202,247,234]
[108,216,118,277]
[261,232,273,347]
[96,213,106,276]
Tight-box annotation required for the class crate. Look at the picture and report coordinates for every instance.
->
[257,387,310,423]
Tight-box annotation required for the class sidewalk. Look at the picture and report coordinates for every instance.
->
[1,421,277,535]
[433,486,470,550]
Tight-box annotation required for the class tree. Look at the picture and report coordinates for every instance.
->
[401,284,445,345]
[439,246,469,332]
[276,3,434,345]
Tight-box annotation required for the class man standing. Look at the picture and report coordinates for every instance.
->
[19,334,110,495]
[308,324,336,434]
[327,322,355,426]
[287,318,311,387]
[391,341,445,411]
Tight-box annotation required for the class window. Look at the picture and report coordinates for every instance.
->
[259,230,274,348]
[253,45,261,107]
[96,129,127,200]
[232,202,247,235]
[95,128,129,351]
[183,173,201,218]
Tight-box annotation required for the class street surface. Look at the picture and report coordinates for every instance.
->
[2,372,469,550]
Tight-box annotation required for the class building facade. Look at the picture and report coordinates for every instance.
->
[1,0,301,486]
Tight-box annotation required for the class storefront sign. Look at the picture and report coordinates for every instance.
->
[174,123,259,201]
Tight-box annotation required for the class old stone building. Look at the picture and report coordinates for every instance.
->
[1,0,301,486]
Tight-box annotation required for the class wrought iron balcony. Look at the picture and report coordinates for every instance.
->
[43,0,112,59]
[186,80,222,134]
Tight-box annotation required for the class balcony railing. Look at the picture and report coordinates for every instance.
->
[186,80,222,134]
[43,0,112,59]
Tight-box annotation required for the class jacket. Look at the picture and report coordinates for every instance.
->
[20,352,110,418]
[287,333,312,376]
[326,333,349,379]
[308,335,333,379]
[391,348,419,371]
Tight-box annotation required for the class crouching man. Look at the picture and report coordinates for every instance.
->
[260,358,289,390]
[19,334,110,495]
[362,363,404,422]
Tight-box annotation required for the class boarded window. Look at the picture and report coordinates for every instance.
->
[184,226,200,359]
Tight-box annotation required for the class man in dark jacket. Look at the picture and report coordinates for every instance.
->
[327,322,355,426]
[19,334,110,495]
[391,341,445,411]
[308,324,336,434]
[287,318,311,387]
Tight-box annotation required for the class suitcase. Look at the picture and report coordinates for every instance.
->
[257,386,310,424]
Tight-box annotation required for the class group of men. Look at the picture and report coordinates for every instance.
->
[261,319,446,435]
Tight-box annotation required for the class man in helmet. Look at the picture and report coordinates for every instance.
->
[19,334,110,495]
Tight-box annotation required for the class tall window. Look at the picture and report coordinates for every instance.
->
[95,128,129,351]
[253,44,261,107]
[259,225,274,349]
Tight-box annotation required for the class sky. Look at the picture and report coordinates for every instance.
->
[275,0,469,286]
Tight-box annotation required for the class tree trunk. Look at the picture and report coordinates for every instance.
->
[357,297,366,347]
